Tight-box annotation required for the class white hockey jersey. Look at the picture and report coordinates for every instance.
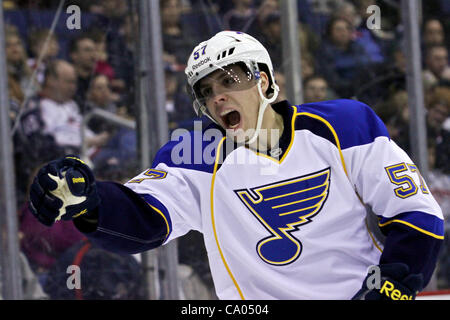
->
[86,99,444,300]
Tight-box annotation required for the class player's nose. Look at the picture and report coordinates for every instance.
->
[212,89,228,108]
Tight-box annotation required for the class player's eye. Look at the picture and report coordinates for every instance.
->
[199,86,212,98]
[222,75,237,87]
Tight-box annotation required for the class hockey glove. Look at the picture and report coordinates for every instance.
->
[352,262,423,300]
[29,155,100,226]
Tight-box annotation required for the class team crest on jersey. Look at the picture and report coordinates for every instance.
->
[234,168,331,266]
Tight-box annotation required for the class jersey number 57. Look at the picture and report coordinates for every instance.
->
[385,162,429,199]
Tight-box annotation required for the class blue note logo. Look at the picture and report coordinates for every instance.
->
[235,168,331,265]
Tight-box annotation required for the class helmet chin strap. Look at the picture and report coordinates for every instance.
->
[246,80,280,145]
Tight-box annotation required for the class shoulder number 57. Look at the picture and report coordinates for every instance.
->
[385,162,429,199]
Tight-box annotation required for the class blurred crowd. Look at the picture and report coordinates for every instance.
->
[1,0,449,299]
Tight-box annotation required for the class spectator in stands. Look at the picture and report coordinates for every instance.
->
[85,74,119,116]
[165,67,196,131]
[88,28,125,95]
[274,71,286,103]
[19,197,86,287]
[87,0,128,46]
[422,18,446,49]
[85,76,137,179]
[334,0,359,28]
[69,34,98,112]
[342,0,387,65]
[105,12,137,115]
[27,28,60,85]
[84,74,119,149]
[95,0,128,20]
[5,25,38,98]
[423,45,450,90]
[256,0,279,24]
[223,0,258,35]
[8,74,24,111]
[37,60,83,154]
[7,75,24,137]
[259,9,320,73]
[303,75,336,103]
[301,52,316,81]
[376,89,410,154]
[37,60,106,154]
[258,11,283,70]
[315,16,371,98]
[160,0,200,71]
[88,29,115,82]
[298,22,321,62]
[426,86,450,173]
[355,0,396,45]
[358,41,407,106]
[91,124,138,183]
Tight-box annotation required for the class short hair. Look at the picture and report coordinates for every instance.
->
[28,28,58,50]
[426,86,450,112]
[68,33,94,55]
[43,59,64,83]
[325,16,352,39]
[303,74,328,87]
[422,17,444,31]
[4,24,19,37]
[4,24,22,43]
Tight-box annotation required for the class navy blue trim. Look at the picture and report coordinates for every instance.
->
[264,100,296,159]
[379,211,444,239]
[379,219,443,288]
[295,113,337,147]
[74,181,169,254]
[297,99,390,150]
[139,193,173,242]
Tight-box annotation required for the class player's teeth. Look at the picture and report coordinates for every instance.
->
[220,109,234,116]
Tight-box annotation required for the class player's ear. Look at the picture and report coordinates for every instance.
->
[260,71,270,98]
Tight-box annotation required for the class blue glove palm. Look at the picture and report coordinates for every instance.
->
[29,156,100,226]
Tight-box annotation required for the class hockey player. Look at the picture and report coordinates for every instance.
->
[29,31,444,300]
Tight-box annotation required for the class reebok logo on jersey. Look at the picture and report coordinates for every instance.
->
[234,168,331,265]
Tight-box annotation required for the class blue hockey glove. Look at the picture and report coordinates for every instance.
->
[352,263,423,300]
[29,155,100,226]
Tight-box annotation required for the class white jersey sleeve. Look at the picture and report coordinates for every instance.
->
[300,99,443,236]
[124,129,219,242]
[299,99,444,286]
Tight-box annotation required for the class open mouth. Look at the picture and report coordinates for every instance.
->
[220,109,241,130]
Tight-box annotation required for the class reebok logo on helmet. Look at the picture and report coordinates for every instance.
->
[192,57,211,70]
